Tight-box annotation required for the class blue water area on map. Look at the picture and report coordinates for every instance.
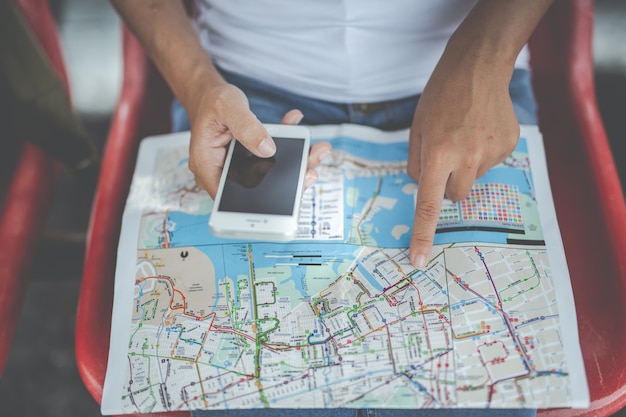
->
[517,137,528,153]
[517,137,536,188]
[479,168,531,195]
[196,242,357,300]
[193,244,256,311]
[164,137,536,251]
[166,212,253,247]
[355,264,385,293]
[321,136,409,161]
[316,134,528,162]
[434,229,508,245]
[345,174,415,248]
[166,212,213,246]
[315,135,415,249]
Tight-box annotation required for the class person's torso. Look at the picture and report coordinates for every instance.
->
[194,0,529,103]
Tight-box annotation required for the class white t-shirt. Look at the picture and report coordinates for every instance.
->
[194,0,530,103]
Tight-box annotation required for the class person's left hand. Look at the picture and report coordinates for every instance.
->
[407,61,520,269]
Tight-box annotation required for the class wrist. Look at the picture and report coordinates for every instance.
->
[178,64,228,123]
[441,30,517,89]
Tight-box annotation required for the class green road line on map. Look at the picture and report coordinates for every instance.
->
[129,320,143,348]
[355,172,383,246]
[499,250,542,302]
[247,243,270,407]
[257,317,279,343]
[140,337,157,408]
[142,299,157,321]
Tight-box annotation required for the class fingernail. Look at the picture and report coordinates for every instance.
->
[291,112,304,124]
[411,254,427,269]
[258,138,276,157]
[319,148,332,162]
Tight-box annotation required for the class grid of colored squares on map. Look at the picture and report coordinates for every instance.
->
[461,183,523,224]
[437,183,524,232]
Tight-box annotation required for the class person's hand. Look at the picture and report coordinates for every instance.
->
[407,63,520,269]
[187,83,331,198]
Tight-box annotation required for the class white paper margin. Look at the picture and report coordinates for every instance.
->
[523,124,590,408]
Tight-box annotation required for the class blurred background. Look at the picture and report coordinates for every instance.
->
[0,0,624,416]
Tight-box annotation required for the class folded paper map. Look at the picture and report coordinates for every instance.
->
[102,124,588,414]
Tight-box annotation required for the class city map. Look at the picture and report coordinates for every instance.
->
[102,125,588,414]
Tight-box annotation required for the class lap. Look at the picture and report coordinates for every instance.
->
[190,408,536,417]
[171,68,537,133]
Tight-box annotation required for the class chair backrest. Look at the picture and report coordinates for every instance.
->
[530,0,626,416]
[0,0,62,375]
[75,26,183,417]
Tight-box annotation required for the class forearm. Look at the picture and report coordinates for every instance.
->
[438,0,554,86]
[110,0,225,116]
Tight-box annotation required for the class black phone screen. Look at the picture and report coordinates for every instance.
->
[217,137,306,215]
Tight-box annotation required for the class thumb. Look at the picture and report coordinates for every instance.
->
[212,84,276,158]
[223,106,276,158]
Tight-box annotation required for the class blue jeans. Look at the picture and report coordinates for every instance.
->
[191,410,534,417]
[177,68,538,417]
[171,68,537,133]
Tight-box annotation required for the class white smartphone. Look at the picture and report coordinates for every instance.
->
[209,124,311,241]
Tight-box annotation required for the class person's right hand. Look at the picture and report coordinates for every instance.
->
[186,83,331,198]
[406,56,520,270]
[187,83,276,198]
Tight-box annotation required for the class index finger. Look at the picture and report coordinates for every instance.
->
[410,166,449,269]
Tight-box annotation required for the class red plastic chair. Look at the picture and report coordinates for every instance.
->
[531,1,626,416]
[76,1,626,416]
[74,26,179,417]
[0,0,62,375]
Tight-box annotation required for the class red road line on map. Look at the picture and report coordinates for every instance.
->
[449,246,534,406]
[177,185,201,207]
[136,275,216,322]
[160,211,171,248]
[210,326,257,344]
